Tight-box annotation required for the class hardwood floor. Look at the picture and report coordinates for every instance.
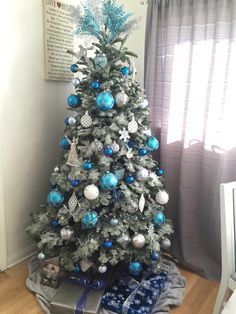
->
[0,259,219,314]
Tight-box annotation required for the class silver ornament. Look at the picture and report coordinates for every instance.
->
[60,226,74,241]
[68,117,77,125]
[54,166,60,172]
[98,265,107,273]
[114,169,125,180]
[110,218,119,226]
[80,111,92,128]
[156,190,169,205]
[139,99,149,109]
[161,238,171,250]
[139,194,145,213]
[128,116,138,134]
[66,137,80,167]
[136,168,149,181]
[111,141,120,153]
[91,139,103,152]
[72,78,80,87]
[132,234,146,249]
[68,191,78,212]
[117,234,131,249]
[119,128,130,142]
[84,184,99,200]
[38,252,45,260]
[115,91,129,108]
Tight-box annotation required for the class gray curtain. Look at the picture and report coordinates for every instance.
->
[145,0,236,280]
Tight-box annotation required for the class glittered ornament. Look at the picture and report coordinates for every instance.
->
[84,184,99,200]
[98,265,107,273]
[146,136,159,151]
[135,168,149,181]
[121,66,129,76]
[70,63,78,73]
[128,140,136,148]
[156,168,164,176]
[102,240,113,249]
[139,99,149,109]
[67,94,81,108]
[115,91,129,108]
[117,234,131,249]
[138,148,147,156]
[125,175,135,184]
[60,137,71,150]
[139,194,145,213]
[68,191,79,212]
[119,127,130,142]
[128,116,138,134]
[110,141,120,153]
[91,81,100,90]
[132,234,146,248]
[72,78,80,87]
[66,137,80,167]
[83,162,93,170]
[103,146,113,157]
[80,260,93,272]
[60,226,74,240]
[150,251,160,261]
[110,217,119,226]
[156,190,169,205]
[80,111,92,128]
[91,139,103,152]
[111,190,124,202]
[94,54,108,71]
[47,190,64,206]
[100,173,118,190]
[38,252,45,260]
[128,261,142,276]
[153,211,166,227]
[82,211,98,228]
[70,179,80,188]
[161,238,171,250]
[51,219,60,228]
[114,169,125,180]
[96,92,114,111]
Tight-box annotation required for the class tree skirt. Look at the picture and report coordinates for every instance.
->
[26,255,185,314]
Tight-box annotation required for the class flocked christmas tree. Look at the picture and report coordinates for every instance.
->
[27,0,173,276]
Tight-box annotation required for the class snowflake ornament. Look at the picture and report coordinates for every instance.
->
[119,127,130,142]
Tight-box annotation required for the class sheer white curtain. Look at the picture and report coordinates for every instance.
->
[145,0,236,279]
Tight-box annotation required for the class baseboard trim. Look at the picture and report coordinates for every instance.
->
[7,244,37,269]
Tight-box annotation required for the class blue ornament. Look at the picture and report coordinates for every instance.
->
[121,66,129,76]
[125,175,135,184]
[47,190,64,206]
[74,265,81,273]
[96,92,114,111]
[70,63,78,73]
[94,55,108,71]
[51,219,60,228]
[91,81,100,90]
[156,168,164,176]
[111,189,124,202]
[128,261,142,276]
[83,162,93,170]
[60,137,70,150]
[103,147,113,157]
[146,136,159,151]
[138,148,147,156]
[102,240,113,250]
[67,94,81,108]
[64,117,70,125]
[70,179,80,188]
[82,211,98,228]
[100,173,118,190]
[150,251,159,261]
[153,211,166,227]
[128,140,136,148]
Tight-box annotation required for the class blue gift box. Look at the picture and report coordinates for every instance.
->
[102,270,167,314]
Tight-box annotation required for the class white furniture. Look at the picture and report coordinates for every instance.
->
[213,182,236,314]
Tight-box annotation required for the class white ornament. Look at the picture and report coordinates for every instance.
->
[136,168,149,181]
[161,238,171,250]
[132,234,146,249]
[54,166,60,172]
[38,252,45,260]
[142,128,152,136]
[84,184,99,200]
[128,116,138,134]
[111,141,120,153]
[139,194,145,213]
[66,137,80,167]
[68,117,77,125]
[119,128,130,142]
[80,111,92,128]
[117,234,131,249]
[98,265,107,273]
[115,91,129,108]
[131,62,137,82]
[139,99,149,109]
[156,190,169,205]
[72,78,80,87]
[126,148,134,159]
[91,139,103,152]
[60,226,74,241]
[148,223,155,237]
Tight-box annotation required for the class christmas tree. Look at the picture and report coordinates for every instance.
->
[27,0,173,276]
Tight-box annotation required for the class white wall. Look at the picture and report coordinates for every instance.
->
[0,0,147,268]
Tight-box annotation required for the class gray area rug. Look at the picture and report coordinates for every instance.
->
[26,255,185,314]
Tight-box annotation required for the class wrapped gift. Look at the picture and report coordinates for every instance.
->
[102,270,167,314]
[50,275,106,314]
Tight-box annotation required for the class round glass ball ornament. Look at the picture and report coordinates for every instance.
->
[94,54,108,71]
[146,136,159,151]
[82,211,98,228]
[125,175,135,184]
[51,219,60,228]
[121,66,129,76]
[132,234,146,249]
[102,240,113,250]
[84,184,99,200]
[83,162,93,170]
[67,94,81,108]
[70,63,78,73]
[110,217,119,226]
[72,78,80,87]
[156,190,169,205]
[96,91,114,111]
[60,137,70,150]
[103,146,113,157]
[156,168,164,176]
[111,189,124,202]
[115,91,129,108]
[161,238,171,250]
[153,211,166,227]
[150,251,160,261]
[138,148,147,156]
[135,168,149,181]
[74,265,81,273]
[91,81,100,90]
[70,179,80,188]
[128,140,136,149]
[38,252,45,260]
[68,117,77,125]
[47,190,64,206]
[60,226,74,241]
[128,261,142,276]
[99,173,118,190]
[98,265,107,273]
[139,99,149,109]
